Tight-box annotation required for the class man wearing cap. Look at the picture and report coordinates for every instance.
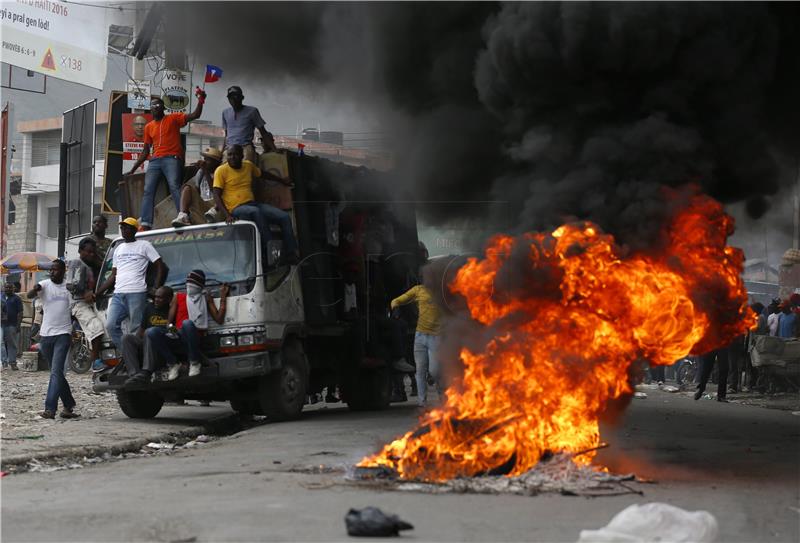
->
[172,146,223,227]
[97,218,165,350]
[125,93,206,230]
[222,86,276,163]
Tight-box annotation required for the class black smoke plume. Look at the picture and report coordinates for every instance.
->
[174,2,799,248]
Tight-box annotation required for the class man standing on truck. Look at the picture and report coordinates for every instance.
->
[122,286,174,387]
[125,92,206,230]
[148,270,228,381]
[171,146,223,227]
[1,281,23,370]
[66,238,107,373]
[212,144,299,264]
[98,218,165,352]
[27,260,80,419]
[222,86,276,162]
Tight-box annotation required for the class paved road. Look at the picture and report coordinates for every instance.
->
[2,390,799,542]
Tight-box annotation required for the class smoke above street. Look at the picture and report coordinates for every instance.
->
[175,1,799,248]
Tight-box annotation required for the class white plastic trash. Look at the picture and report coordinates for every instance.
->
[577,502,718,542]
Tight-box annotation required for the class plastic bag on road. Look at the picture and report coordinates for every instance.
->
[577,502,718,542]
[345,507,413,537]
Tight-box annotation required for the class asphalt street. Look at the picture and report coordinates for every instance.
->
[2,389,799,542]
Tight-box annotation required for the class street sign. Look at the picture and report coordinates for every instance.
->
[161,69,191,114]
[62,100,97,246]
[0,2,108,89]
[126,79,151,110]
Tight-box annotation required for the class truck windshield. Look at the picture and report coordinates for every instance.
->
[143,225,257,289]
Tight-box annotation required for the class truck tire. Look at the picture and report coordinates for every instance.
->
[116,390,164,419]
[346,368,392,411]
[258,339,308,421]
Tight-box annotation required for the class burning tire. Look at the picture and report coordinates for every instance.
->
[258,338,308,421]
[116,390,164,419]
[345,368,392,411]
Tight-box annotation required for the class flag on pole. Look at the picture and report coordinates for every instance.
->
[204,64,223,83]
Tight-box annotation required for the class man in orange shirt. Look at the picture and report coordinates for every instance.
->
[126,93,205,230]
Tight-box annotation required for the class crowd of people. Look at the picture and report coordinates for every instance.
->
[125,85,298,264]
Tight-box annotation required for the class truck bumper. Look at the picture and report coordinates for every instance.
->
[92,351,279,393]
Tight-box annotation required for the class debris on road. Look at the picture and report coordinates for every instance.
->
[345,507,413,537]
[634,392,648,399]
[577,502,718,542]
[661,385,680,393]
[146,442,176,450]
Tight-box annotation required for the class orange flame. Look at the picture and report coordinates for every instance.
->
[359,194,754,481]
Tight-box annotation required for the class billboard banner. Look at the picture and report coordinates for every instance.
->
[0,1,108,89]
[121,112,151,169]
[62,100,96,239]
[161,69,191,113]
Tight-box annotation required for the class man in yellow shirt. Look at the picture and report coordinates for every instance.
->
[390,274,442,407]
[212,144,298,263]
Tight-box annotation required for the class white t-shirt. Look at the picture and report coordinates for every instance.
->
[768,313,779,336]
[38,279,73,336]
[113,240,161,293]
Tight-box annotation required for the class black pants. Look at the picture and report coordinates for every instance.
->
[698,348,729,399]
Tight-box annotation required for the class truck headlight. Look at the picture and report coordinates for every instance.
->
[220,336,236,347]
[238,334,254,346]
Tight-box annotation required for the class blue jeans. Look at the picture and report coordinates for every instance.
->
[414,332,441,406]
[141,156,182,227]
[106,292,148,349]
[232,201,297,256]
[147,319,201,367]
[1,324,19,366]
[40,334,75,412]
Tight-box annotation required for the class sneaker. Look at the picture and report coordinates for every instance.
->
[39,410,55,419]
[693,388,704,401]
[60,409,81,419]
[188,361,202,377]
[92,359,109,373]
[166,364,180,381]
[392,358,415,373]
[171,211,191,228]
[204,207,219,223]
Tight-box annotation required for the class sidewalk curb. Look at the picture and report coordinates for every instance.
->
[1,412,242,471]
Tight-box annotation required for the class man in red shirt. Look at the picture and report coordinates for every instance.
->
[126,94,205,230]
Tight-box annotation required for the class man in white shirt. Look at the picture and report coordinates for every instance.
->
[27,259,80,419]
[97,217,165,351]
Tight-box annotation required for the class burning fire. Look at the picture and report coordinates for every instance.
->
[360,193,754,481]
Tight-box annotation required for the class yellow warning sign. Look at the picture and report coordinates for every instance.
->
[40,48,56,71]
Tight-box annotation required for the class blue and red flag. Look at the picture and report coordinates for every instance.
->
[204,64,223,83]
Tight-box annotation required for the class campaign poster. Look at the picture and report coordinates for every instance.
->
[122,112,151,171]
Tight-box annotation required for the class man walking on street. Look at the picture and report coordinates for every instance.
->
[222,86,276,162]
[98,218,165,351]
[27,260,80,419]
[694,346,729,402]
[90,215,112,262]
[122,286,173,387]
[2,282,23,370]
[126,92,206,230]
[212,144,299,264]
[66,237,107,372]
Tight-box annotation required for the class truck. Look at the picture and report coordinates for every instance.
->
[92,151,424,420]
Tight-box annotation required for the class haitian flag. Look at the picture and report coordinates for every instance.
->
[204,64,223,83]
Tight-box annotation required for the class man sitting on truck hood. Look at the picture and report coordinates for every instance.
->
[149,270,229,381]
[212,144,299,265]
[122,286,173,387]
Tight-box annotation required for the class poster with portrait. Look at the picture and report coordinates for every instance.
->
[122,113,152,172]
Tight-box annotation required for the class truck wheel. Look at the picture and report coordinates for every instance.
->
[116,390,164,419]
[230,399,263,416]
[258,339,308,421]
[346,368,391,411]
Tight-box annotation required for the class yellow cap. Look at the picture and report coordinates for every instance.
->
[119,217,139,229]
